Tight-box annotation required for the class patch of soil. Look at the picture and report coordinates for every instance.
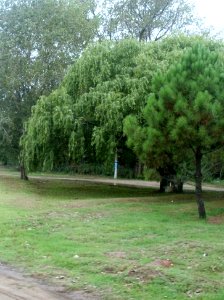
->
[102,265,127,275]
[61,202,91,209]
[106,251,127,259]
[0,263,101,300]
[208,215,224,224]
[128,266,162,283]
[149,259,174,268]
[102,266,118,274]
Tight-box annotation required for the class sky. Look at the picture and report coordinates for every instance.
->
[192,0,224,35]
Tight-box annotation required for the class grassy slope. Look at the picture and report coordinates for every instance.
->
[0,173,224,299]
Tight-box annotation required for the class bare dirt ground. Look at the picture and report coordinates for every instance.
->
[0,170,224,299]
[0,264,100,300]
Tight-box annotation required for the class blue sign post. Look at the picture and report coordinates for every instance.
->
[114,151,118,179]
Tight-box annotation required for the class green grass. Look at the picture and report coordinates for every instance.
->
[0,171,224,299]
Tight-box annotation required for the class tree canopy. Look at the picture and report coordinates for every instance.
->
[0,0,203,167]
[100,0,195,41]
[21,36,209,176]
[21,40,143,171]
[0,0,99,163]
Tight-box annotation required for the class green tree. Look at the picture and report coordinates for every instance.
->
[100,0,195,41]
[0,0,99,164]
[21,88,74,172]
[22,40,143,172]
[124,39,224,218]
[0,110,13,164]
[21,36,206,177]
[56,37,191,171]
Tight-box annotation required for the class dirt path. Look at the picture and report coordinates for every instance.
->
[1,168,224,191]
[0,264,99,300]
[28,175,224,192]
[0,265,63,300]
[0,264,101,300]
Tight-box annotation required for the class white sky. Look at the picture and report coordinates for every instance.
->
[192,0,224,34]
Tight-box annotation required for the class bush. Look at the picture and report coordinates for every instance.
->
[143,167,160,181]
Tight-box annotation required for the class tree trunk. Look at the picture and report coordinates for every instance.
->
[134,160,143,178]
[177,180,183,193]
[171,179,183,193]
[195,148,206,218]
[158,166,177,193]
[20,164,28,180]
[159,176,169,192]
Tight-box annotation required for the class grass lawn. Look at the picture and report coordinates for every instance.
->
[0,171,224,299]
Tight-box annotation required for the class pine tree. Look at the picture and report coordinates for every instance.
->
[125,40,224,218]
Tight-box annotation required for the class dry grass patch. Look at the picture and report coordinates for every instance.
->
[208,214,224,224]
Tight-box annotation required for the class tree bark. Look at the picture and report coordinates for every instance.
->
[195,148,206,218]
[177,180,183,193]
[158,167,169,192]
[135,160,143,178]
[20,164,28,180]
[159,176,169,192]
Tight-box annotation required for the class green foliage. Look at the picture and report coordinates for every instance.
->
[23,39,145,171]
[158,42,224,151]
[22,36,224,179]
[0,111,14,164]
[143,167,160,181]
[100,0,195,41]
[0,0,99,164]
[124,37,224,183]
[21,88,74,171]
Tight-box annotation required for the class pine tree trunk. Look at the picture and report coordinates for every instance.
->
[195,148,206,218]
[158,166,180,193]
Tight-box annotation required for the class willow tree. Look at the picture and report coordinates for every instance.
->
[124,40,224,218]
[21,88,74,172]
[64,40,144,168]
[21,40,146,172]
